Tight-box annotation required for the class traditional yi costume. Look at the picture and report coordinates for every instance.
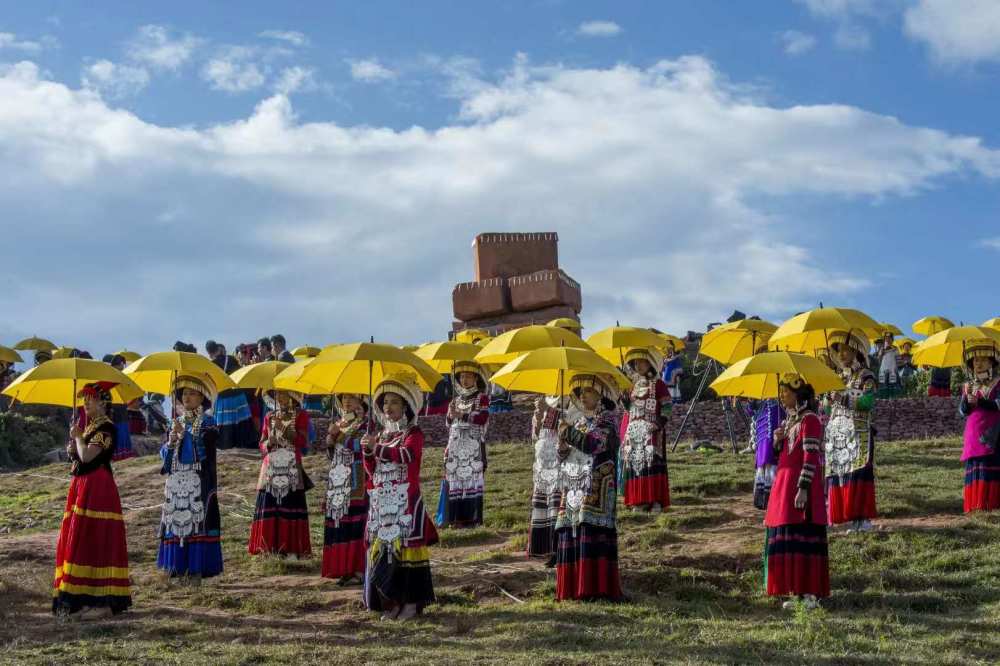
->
[619,348,671,513]
[527,395,580,559]
[958,341,1000,513]
[437,361,490,528]
[746,399,784,510]
[52,382,132,616]
[157,376,224,580]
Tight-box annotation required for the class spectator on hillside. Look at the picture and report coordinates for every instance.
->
[257,338,275,362]
[271,334,295,363]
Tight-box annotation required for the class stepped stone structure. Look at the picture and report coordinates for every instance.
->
[452,232,582,335]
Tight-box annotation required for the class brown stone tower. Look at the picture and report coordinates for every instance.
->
[452,232,582,335]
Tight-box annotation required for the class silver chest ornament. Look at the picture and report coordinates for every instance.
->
[533,428,561,495]
[445,422,485,496]
[368,461,413,544]
[824,392,861,477]
[560,447,593,535]
[325,445,355,525]
[161,433,205,546]
[265,447,299,503]
[623,384,659,475]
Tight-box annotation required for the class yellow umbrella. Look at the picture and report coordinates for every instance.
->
[893,337,919,352]
[124,351,236,395]
[454,329,491,345]
[51,346,76,360]
[475,325,591,366]
[699,319,777,365]
[911,326,1000,368]
[2,358,144,407]
[114,349,142,363]
[546,317,583,332]
[415,341,484,374]
[490,346,632,395]
[271,358,333,395]
[285,342,442,394]
[291,346,320,358]
[709,351,846,399]
[768,307,878,355]
[231,361,291,389]
[913,316,955,337]
[587,325,666,353]
[866,322,903,339]
[981,318,1000,330]
[0,345,24,364]
[13,336,57,352]
[652,333,686,352]
[592,345,660,368]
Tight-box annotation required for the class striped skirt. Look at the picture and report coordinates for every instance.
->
[527,485,561,557]
[827,464,877,524]
[764,524,830,598]
[321,501,368,579]
[555,524,623,602]
[248,489,312,556]
[364,543,435,613]
[964,451,1000,513]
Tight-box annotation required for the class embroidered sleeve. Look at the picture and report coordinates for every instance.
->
[374,429,423,464]
[470,395,490,427]
[88,430,113,451]
[565,419,613,455]
[797,414,822,490]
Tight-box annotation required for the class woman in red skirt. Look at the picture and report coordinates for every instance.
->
[959,341,1000,512]
[248,390,312,558]
[619,348,671,514]
[555,374,623,602]
[321,394,372,584]
[53,382,132,619]
[765,373,829,610]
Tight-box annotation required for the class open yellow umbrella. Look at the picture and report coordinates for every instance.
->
[454,329,491,345]
[587,325,665,353]
[51,346,76,360]
[769,307,878,355]
[124,351,236,395]
[2,358,144,407]
[284,342,442,394]
[893,337,919,352]
[114,349,142,363]
[913,316,955,337]
[709,351,845,399]
[699,319,777,366]
[866,322,903,339]
[415,341,483,374]
[649,329,686,352]
[476,325,591,366]
[0,345,24,364]
[231,361,291,389]
[13,336,57,352]
[490,346,632,395]
[981,318,1000,330]
[546,317,583,332]
[291,346,320,359]
[911,326,1000,368]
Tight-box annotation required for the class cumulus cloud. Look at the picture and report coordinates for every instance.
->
[781,30,818,55]
[576,20,623,37]
[349,58,396,82]
[0,56,997,351]
[127,24,200,71]
[81,59,150,98]
[272,66,317,94]
[201,47,267,92]
[258,30,309,47]
[904,0,1000,64]
[0,32,46,53]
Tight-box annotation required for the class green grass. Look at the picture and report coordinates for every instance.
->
[1,435,998,664]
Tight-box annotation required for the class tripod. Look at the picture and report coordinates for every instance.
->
[670,357,743,454]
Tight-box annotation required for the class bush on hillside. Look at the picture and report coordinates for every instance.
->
[0,412,65,468]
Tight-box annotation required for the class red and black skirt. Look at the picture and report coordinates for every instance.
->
[826,463,877,524]
[622,459,671,508]
[555,523,623,602]
[964,451,1000,513]
[52,468,132,615]
[764,524,830,598]
[321,500,368,579]
[527,486,561,558]
[248,489,312,556]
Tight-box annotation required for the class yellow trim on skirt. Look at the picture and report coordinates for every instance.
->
[55,562,130,580]
[63,505,124,521]
[52,581,132,597]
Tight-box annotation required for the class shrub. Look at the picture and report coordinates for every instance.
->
[0,412,65,468]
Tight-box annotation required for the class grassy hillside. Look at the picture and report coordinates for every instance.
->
[1,437,999,665]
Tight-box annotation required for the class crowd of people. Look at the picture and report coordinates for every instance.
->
[8,322,994,623]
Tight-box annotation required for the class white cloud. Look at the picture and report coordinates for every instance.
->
[833,23,872,50]
[349,58,396,82]
[0,57,997,351]
[781,30,818,55]
[127,24,200,71]
[904,0,1000,64]
[201,47,267,92]
[258,30,309,47]
[795,0,879,19]
[576,20,623,38]
[979,238,1000,250]
[0,32,46,53]
[81,59,150,98]
[273,66,317,95]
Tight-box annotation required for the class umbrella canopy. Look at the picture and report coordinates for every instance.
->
[51,347,76,360]
[893,337,919,352]
[490,346,632,395]
[415,341,483,374]
[114,349,142,363]
[649,329,687,352]
[699,319,777,366]
[913,316,955,337]
[2,358,144,407]
[454,329,491,345]
[866,322,903,339]
[124,351,236,394]
[546,317,583,332]
[586,326,666,353]
[271,358,332,395]
[768,307,879,355]
[911,326,1000,368]
[231,361,292,390]
[981,318,1000,330]
[709,351,846,399]
[286,342,442,393]
[291,346,320,358]
[476,325,591,366]
[0,345,24,364]
[13,336,57,352]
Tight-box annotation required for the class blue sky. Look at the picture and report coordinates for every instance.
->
[1,0,998,359]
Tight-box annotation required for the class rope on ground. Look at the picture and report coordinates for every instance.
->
[0,471,71,484]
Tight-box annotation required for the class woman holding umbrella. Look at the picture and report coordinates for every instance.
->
[361,373,438,621]
[53,382,132,618]
[619,348,671,514]
[959,341,1000,513]
[555,373,624,602]
[157,375,223,584]
[438,360,491,528]
[528,394,579,564]
[248,389,312,558]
